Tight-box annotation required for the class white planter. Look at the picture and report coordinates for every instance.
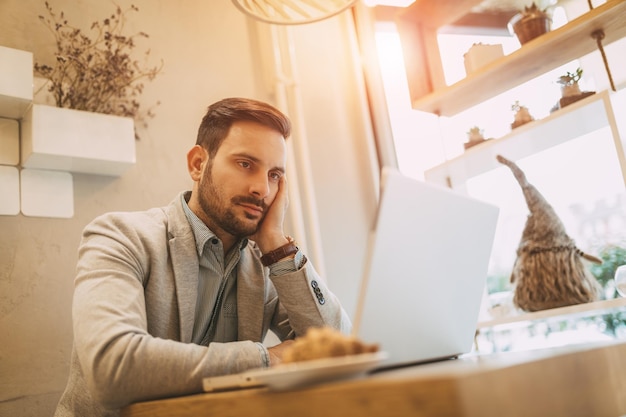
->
[0,45,33,120]
[21,104,136,176]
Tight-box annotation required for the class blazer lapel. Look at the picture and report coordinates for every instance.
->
[169,234,199,343]
[165,193,200,343]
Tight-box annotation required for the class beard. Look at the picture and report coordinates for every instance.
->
[197,161,268,238]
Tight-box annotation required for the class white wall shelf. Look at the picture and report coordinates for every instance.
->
[0,44,138,218]
[0,45,33,120]
[477,297,626,330]
[21,104,136,176]
[424,89,626,190]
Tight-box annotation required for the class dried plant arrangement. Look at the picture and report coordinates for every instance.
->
[34,1,162,137]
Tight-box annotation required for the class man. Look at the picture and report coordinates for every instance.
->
[55,97,352,417]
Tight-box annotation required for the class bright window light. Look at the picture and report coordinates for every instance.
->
[373,20,626,298]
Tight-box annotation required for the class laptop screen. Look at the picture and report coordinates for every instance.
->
[352,168,499,367]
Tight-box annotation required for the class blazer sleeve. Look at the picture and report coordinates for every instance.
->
[268,258,353,340]
[71,212,266,410]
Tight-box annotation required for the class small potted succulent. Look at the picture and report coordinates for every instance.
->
[464,126,487,150]
[511,101,534,129]
[508,2,552,45]
[557,67,583,97]
[556,67,595,109]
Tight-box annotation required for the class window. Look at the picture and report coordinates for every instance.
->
[373,14,626,306]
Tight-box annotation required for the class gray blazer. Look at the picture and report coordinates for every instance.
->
[55,192,351,417]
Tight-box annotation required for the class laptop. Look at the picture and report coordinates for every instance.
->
[203,168,499,391]
[352,167,499,369]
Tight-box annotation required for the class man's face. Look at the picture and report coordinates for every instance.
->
[196,120,286,239]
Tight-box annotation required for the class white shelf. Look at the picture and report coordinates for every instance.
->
[477,297,626,329]
[21,104,136,176]
[424,90,624,189]
[0,45,33,120]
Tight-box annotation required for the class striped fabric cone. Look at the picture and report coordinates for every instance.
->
[497,155,602,312]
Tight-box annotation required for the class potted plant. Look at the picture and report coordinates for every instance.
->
[34,1,162,133]
[510,101,534,129]
[508,2,552,45]
[556,67,595,109]
[557,67,583,97]
[464,126,487,150]
[22,1,162,176]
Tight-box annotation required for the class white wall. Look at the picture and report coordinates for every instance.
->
[0,1,378,415]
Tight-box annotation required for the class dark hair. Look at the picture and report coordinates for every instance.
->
[196,97,292,158]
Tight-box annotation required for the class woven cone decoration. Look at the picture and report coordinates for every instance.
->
[496,155,602,312]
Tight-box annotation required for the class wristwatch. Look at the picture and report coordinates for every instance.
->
[260,237,299,266]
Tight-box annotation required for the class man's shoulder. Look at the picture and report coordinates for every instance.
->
[92,204,167,226]
[85,193,188,239]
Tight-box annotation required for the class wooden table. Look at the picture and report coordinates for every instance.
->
[122,341,626,417]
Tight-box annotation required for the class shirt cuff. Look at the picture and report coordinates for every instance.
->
[269,250,305,276]
[255,342,270,367]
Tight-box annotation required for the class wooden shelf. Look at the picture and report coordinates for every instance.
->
[424,90,622,188]
[398,0,626,117]
[477,297,626,329]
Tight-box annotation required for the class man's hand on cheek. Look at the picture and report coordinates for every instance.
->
[251,176,290,253]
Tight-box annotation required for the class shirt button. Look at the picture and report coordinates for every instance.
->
[211,238,219,245]
[311,280,318,289]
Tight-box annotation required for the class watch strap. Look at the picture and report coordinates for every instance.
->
[260,239,299,266]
